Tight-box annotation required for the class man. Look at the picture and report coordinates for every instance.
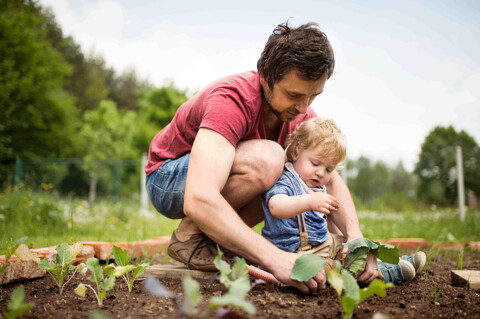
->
[145,22,379,294]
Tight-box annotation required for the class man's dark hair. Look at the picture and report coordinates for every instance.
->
[257,22,335,89]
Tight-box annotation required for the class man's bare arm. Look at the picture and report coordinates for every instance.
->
[326,170,379,283]
[326,170,363,241]
[184,128,325,293]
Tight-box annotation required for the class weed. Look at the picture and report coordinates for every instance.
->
[144,248,255,318]
[456,249,464,270]
[1,286,34,319]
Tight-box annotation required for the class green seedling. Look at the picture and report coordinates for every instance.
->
[38,242,83,294]
[111,245,148,292]
[327,263,394,319]
[75,257,132,306]
[144,248,255,318]
[456,248,464,270]
[207,249,256,315]
[1,286,34,319]
[344,238,400,275]
[0,237,29,275]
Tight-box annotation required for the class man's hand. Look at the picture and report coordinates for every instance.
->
[356,252,380,284]
[269,251,326,294]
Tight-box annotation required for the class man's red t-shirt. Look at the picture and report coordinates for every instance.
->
[145,71,316,175]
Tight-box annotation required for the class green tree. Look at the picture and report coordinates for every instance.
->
[78,100,136,207]
[0,0,78,175]
[347,157,416,211]
[414,126,480,206]
[134,85,188,154]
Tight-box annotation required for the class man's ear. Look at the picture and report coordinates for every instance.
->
[259,74,267,88]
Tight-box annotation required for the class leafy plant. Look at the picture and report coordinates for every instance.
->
[344,238,400,275]
[144,248,255,318]
[1,286,34,319]
[290,254,325,282]
[38,242,83,294]
[0,237,29,275]
[208,249,256,315]
[75,257,132,306]
[110,245,148,292]
[327,263,394,319]
[290,239,398,319]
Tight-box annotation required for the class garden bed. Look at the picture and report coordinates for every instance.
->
[1,250,479,319]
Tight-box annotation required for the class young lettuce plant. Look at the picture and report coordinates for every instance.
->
[38,242,83,294]
[144,248,255,318]
[327,262,393,319]
[1,286,34,319]
[111,245,148,292]
[75,257,132,306]
[207,249,256,315]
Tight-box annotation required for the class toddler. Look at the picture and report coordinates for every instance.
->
[262,118,426,284]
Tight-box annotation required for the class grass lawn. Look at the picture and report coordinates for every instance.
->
[1,189,479,249]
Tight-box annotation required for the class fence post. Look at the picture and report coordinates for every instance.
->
[140,153,149,216]
[14,156,23,186]
[113,160,121,203]
[456,146,465,221]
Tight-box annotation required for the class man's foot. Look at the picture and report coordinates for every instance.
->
[167,231,235,271]
[379,260,416,284]
[400,251,427,275]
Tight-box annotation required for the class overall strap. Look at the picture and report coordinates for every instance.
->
[282,173,311,251]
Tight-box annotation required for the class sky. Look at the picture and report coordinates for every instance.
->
[40,0,480,171]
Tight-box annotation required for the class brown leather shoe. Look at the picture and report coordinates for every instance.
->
[167,231,236,271]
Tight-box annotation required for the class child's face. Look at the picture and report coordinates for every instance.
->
[292,146,337,188]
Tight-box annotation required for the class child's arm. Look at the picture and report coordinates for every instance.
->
[268,192,340,219]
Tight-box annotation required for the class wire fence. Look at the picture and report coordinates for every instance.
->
[11,156,144,201]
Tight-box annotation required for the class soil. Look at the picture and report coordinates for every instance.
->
[1,250,479,319]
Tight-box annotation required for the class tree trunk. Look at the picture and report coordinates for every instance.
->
[89,171,97,210]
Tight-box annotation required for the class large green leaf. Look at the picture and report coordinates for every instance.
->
[344,238,400,274]
[290,254,325,282]
[344,247,369,275]
[372,241,400,264]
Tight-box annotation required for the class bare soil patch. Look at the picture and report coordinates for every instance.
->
[1,250,479,319]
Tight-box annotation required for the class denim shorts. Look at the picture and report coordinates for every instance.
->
[146,153,190,219]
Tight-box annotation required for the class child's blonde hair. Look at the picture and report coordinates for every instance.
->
[285,118,346,164]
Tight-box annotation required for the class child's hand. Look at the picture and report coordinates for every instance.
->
[309,192,340,214]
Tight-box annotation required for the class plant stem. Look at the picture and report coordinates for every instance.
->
[85,284,102,306]
[61,267,79,295]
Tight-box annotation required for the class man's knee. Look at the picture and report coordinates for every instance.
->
[234,140,285,190]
